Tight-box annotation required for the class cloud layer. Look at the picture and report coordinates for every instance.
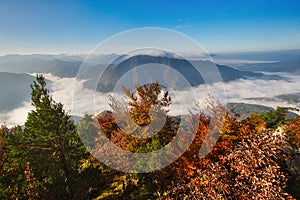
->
[1,72,299,127]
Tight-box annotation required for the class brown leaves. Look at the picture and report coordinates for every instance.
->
[156,130,291,199]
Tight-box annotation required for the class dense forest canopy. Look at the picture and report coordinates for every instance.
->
[1,75,299,199]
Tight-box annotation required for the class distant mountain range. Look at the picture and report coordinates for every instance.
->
[0,54,122,77]
[245,93,300,105]
[0,58,81,78]
[226,102,273,118]
[237,59,300,74]
[96,55,277,92]
[226,102,298,119]
[0,72,35,111]
[211,49,300,62]
[0,52,298,115]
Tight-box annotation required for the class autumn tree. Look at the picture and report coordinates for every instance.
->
[92,82,297,199]
[155,128,292,199]
[93,82,176,199]
[153,102,296,199]
[122,82,171,126]
[285,115,300,149]
[283,115,300,199]
[96,82,175,153]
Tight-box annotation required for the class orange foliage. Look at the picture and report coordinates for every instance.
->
[284,115,300,149]
[155,103,271,199]
[93,83,295,199]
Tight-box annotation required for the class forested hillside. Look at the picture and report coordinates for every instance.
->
[1,75,299,199]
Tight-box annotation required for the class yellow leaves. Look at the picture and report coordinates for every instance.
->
[120,82,172,127]
[78,159,91,173]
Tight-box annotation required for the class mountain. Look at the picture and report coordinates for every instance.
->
[0,55,283,111]
[40,59,81,77]
[0,53,298,127]
[245,93,300,105]
[237,59,300,74]
[226,103,273,118]
[96,55,277,92]
[211,49,300,62]
[0,72,35,111]
[226,102,298,119]
[0,58,82,78]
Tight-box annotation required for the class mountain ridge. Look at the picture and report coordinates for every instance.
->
[96,55,279,92]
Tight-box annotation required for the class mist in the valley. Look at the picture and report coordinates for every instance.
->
[1,71,299,127]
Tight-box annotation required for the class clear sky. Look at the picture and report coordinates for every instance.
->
[1,0,300,55]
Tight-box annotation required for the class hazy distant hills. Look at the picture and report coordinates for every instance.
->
[237,59,300,74]
[226,102,298,119]
[0,53,287,82]
[96,55,270,92]
[0,58,81,78]
[226,103,273,118]
[0,52,298,115]
[211,49,300,73]
[246,93,300,105]
[212,49,300,62]
[0,72,35,111]
[0,54,123,77]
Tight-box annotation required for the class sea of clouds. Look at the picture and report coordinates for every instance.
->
[1,72,299,127]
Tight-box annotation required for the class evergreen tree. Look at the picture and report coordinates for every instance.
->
[1,126,26,199]
[77,114,98,151]
[262,106,294,129]
[24,74,81,199]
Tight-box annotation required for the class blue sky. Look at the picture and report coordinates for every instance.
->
[1,0,300,55]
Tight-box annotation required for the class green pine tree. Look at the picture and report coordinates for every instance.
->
[24,74,82,199]
[1,126,27,199]
[262,106,294,129]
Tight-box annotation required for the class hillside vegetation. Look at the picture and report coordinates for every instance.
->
[1,75,299,199]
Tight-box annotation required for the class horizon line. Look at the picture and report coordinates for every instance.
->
[1,47,300,57]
